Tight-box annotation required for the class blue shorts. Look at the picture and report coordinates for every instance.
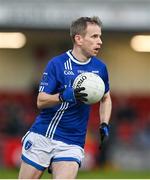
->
[21,132,84,171]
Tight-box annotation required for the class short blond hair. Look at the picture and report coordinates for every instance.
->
[70,16,102,43]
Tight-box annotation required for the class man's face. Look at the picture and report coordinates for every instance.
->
[80,23,102,57]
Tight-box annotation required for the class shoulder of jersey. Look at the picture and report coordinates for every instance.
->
[92,56,106,67]
[49,52,68,64]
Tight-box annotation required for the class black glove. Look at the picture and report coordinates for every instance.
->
[74,87,88,102]
[99,122,109,146]
[59,86,88,103]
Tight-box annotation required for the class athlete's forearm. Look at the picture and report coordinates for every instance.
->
[37,92,60,109]
[99,91,112,124]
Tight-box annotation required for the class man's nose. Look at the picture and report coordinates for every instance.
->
[97,38,102,45]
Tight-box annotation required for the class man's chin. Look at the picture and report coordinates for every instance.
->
[92,52,99,56]
[93,49,100,56]
[87,51,99,57]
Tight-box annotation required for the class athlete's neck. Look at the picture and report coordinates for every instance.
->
[71,48,90,62]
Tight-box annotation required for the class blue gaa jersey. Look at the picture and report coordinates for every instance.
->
[30,50,110,148]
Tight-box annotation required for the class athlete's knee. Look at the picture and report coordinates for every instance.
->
[52,161,79,179]
[18,161,44,179]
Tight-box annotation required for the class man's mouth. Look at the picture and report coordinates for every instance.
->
[94,48,100,52]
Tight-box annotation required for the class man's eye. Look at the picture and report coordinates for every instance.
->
[92,35,99,38]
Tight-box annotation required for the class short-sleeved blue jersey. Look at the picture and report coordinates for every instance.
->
[30,50,110,148]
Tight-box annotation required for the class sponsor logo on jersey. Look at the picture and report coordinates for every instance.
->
[77,70,99,74]
[92,70,99,74]
[77,70,86,74]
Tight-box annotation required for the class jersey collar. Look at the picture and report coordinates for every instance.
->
[66,50,91,65]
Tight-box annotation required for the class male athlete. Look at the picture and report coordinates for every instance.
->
[18,16,112,179]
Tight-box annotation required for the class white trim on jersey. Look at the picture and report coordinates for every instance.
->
[64,62,67,69]
[50,102,69,139]
[68,58,72,70]
[64,58,72,70]
[39,86,44,92]
[66,60,70,70]
[45,102,69,138]
[67,50,91,65]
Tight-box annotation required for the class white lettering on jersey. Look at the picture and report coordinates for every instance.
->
[77,70,86,74]
[92,70,99,74]
[64,70,74,75]
[64,58,74,75]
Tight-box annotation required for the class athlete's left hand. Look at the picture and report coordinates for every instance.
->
[74,87,88,102]
[99,122,109,146]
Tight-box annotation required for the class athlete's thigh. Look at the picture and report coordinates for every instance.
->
[21,132,53,176]
[51,161,79,179]
[18,161,44,179]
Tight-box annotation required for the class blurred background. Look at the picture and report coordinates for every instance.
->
[0,0,150,178]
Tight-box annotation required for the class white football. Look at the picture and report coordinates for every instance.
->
[73,72,105,104]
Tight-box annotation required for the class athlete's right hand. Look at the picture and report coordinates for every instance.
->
[59,86,88,103]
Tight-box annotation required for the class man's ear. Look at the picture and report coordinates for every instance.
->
[74,34,83,46]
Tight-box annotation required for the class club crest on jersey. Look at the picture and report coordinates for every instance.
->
[24,140,33,150]
[64,70,74,75]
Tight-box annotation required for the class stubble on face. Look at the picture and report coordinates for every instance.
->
[80,24,102,58]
